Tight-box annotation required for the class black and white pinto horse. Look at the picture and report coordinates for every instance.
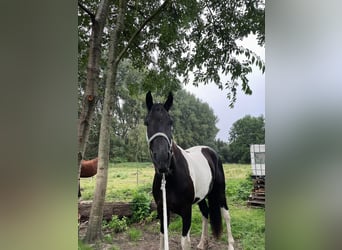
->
[145,92,234,250]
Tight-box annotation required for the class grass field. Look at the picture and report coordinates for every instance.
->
[80,162,265,249]
[80,162,154,201]
[80,162,252,201]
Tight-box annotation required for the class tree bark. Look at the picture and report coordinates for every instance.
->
[84,0,127,243]
[78,0,110,198]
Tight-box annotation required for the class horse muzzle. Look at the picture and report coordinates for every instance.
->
[154,163,171,175]
[159,167,169,174]
[152,152,172,175]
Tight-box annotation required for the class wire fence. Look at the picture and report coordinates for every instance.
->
[80,165,155,202]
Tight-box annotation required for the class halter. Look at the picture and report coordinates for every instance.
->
[146,132,173,156]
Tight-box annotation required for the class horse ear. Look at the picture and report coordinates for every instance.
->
[146,91,153,111]
[164,92,173,111]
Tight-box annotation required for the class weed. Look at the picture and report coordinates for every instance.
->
[227,175,253,204]
[128,228,142,241]
[103,215,128,233]
[236,176,253,200]
[131,191,151,223]
[145,210,158,223]
[78,240,93,250]
[103,234,113,243]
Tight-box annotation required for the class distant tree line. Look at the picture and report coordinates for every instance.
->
[228,115,265,163]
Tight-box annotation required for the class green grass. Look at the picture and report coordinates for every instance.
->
[230,206,265,250]
[78,240,93,250]
[128,228,142,241]
[80,162,251,202]
[80,162,264,249]
[80,162,154,201]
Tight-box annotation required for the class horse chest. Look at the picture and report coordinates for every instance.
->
[152,177,194,212]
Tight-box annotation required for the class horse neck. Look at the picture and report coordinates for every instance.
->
[168,142,187,176]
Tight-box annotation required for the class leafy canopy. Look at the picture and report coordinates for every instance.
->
[78,0,265,106]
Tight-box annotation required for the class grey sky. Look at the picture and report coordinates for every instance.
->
[184,35,265,142]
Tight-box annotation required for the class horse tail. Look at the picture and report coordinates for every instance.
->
[208,188,223,238]
[208,156,226,239]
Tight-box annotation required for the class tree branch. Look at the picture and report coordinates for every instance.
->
[78,1,96,22]
[115,0,170,64]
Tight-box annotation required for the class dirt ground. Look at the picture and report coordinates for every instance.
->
[79,221,241,250]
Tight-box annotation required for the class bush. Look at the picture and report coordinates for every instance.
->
[236,176,253,201]
[227,175,253,203]
[131,191,151,223]
[103,215,128,233]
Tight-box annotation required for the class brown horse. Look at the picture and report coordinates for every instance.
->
[80,157,98,178]
[78,157,98,198]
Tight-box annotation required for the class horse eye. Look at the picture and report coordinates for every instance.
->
[144,118,149,126]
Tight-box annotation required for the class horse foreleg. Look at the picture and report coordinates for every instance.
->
[159,232,164,250]
[221,208,235,250]
[158,206,170,250]
[181,208,192,250]
[181,230,191,250]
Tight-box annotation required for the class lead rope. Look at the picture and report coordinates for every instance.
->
[161,173,169,250]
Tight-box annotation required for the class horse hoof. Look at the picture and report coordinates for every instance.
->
[197,246,207,250]
[197,240,208,250]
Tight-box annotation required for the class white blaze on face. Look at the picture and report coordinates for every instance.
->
[179,145,213,202]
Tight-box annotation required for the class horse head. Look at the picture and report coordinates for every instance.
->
[145,91,173,175]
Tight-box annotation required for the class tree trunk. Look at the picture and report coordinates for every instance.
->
[84,0,127,243]
[78,0,110,198]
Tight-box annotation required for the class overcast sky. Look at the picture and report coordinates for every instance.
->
[184,35,265,142]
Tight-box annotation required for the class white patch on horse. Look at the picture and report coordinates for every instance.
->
[179,145,213,203]
[221,207,235,250]
[159,233,164,250]
[197,216,208,249]
[181,229,191,250]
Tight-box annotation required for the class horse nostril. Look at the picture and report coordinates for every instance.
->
[153,152,157,159]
